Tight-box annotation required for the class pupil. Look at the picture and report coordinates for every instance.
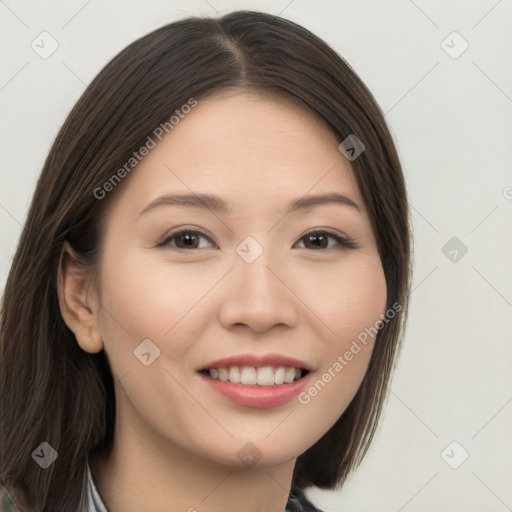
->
[181,234,198,248]
[308,234,327,249]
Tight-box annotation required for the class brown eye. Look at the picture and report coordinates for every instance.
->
[158,230,215,250]
[294,230,357,250]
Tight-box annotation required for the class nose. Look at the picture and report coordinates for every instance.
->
[218,250,299,333]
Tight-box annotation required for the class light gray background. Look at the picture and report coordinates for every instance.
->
[1,1,511,511]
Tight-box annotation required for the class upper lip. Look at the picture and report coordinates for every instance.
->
[198,353,314,372]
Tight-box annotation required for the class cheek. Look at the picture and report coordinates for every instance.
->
[100,251,210,331]
[294,257,386,421]
[96,251,227,372]
[297,255,387,342]
[328,258,387,371]
[95,253,221,423]
[335,262,387,341]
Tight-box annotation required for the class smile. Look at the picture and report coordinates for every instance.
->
[198,367,312,409]
[200,366,307,386]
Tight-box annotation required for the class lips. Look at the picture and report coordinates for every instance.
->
[198,371,312,408]
[196,353,314,408]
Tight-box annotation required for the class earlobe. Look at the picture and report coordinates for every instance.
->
[57,241,103,354]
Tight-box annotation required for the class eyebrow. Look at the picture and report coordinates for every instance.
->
[137,191,361,218]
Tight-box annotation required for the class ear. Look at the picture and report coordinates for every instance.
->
[57,240,103,354]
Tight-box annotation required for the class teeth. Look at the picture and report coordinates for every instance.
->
[274,367,285,385]
[206,366,304,386]
[256,367,274,386]
[284,367,295,383]
[229,366,241,384]
[240,367,257,385]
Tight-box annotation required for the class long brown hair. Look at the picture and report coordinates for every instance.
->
[0,10,412,511]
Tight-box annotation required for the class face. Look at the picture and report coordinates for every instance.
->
[89,90,386,468]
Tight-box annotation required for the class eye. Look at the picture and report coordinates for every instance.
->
[293,230,357,250]
[157,229,216,251]
[157,228,357,252]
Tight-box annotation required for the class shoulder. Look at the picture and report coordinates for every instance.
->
[0,480,22,512]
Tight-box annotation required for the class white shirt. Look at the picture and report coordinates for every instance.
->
[86,463,109,512]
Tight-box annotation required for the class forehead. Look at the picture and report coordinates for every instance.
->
[103,90,363,218]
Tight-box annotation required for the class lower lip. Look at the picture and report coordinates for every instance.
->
[198,372,312,409]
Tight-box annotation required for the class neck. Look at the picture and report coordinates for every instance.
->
[90,396,296,512]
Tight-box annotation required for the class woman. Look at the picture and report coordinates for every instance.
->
[0,10,412,512]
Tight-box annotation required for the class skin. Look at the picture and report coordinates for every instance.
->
[58,90,387,512]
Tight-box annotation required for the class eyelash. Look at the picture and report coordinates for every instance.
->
[157,228,358,251]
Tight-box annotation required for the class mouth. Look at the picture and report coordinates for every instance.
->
[198,366,310,386]
[198,366,312,409]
